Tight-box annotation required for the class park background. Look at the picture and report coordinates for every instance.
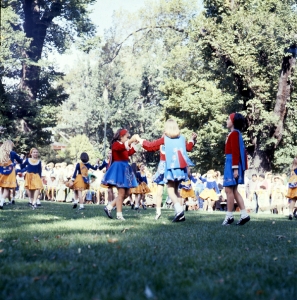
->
[1,0,297,172]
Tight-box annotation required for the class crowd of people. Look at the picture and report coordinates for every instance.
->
[0,115,297,225]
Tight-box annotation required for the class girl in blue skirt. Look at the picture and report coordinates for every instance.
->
[222,113,250,226]
[102,129,138,220]
[137,119,197,222]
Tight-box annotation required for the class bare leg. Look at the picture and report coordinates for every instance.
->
[289,199,296,219]
[155,185,164,219]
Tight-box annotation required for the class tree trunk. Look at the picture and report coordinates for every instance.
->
[273,52,296,147]
[21,0,62,101]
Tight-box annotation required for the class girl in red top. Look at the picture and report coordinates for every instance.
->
[222,113,250,226]
[102,129,138,220]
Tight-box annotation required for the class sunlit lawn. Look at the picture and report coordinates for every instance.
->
[0,200,296,300]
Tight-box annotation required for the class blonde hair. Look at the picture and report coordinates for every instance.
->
[29,148,38,157]
[0,140,14,164]
[164,119,180,138]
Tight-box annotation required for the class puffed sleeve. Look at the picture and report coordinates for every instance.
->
[229,131,240,168]
[142,137,165,152]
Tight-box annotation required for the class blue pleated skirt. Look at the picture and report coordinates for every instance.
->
[101,161,138,189]
[223,154,244,187]
[164,167,189,183]
[153,160,166,185]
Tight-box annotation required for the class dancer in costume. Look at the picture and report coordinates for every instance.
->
[179,168,196,210]
[222,113,250,226]
[137,119,197,222]
[199,170,220,212]
[102,129,138,220]
[99,149,114,205]
[130,162,151,210]
[68,152,99,210]
[286,157,297,220]
[21,148,43,209]
[0,140,23,209]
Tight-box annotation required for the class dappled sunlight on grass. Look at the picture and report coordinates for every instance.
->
[0,200,296,299]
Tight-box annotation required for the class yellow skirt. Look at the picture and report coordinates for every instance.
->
[130,182,151,194]
[199,188,219,201]
[71,174,89,191]
[25,173,43,190]
[100,183,109,189]
[180,188,195,199]
[0,169,17,188]
[286,174,297,199]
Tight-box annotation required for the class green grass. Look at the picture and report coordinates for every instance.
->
[0,200,296,300]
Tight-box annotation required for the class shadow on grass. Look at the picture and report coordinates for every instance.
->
[0,201,297,300]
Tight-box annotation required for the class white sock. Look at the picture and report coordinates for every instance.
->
[80,204,84,208]
[240,209,248,218]
[135,204,139,208]
[29,198,32,204]
[73,199,78,204]
[107,203,113,210]
[174,202,183,214]
[0,198,4,206]
[117,212,123,218]
[226,211,233,218]
[37,199,41,205]
[156,207,161,214]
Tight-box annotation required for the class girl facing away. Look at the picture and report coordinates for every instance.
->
[222,113,250,226]
[137,119,197,222]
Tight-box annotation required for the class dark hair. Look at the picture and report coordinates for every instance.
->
[131,162,137,176]
[80,152,89,163]
[252,174,257,177]
[233,113,246,131]
[259,174,265,179]
[110,128,126,146]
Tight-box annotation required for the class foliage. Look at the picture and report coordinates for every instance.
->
[157,0,297,172]
[58,134,100,164]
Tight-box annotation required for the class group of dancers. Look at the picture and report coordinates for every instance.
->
[1,115,297,225]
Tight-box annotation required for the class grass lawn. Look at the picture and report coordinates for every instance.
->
[0,200,296,300]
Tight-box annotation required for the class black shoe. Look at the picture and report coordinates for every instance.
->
[294,214,297,219]
[73,203,77,209]
[12,200,15,205]
[134,206,139,211]
[32,205,37,210]
[0,206,3,210]
[143,205,147,210]
[78,207,85,210]
[28,202,32,206]
[222,217,234,225]
[131,204,134,210]
[236,215,250,226]
[104,206,113,219]
[36,204,42,207]
[172,211,185,222]
[289,215,293,220]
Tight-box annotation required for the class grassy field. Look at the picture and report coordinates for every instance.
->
[0,200,296,300]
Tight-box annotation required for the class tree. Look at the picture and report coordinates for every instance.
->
[59,134,100,163]
[2,0,96,101]
[160,0,297,172]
